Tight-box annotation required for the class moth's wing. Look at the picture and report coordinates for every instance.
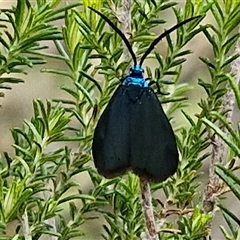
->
[92,86,130,178]
[130,87,179,182]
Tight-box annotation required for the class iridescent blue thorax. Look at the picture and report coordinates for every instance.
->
[123,64,149,88]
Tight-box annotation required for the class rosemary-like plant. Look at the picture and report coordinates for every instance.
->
[0,0,239,239]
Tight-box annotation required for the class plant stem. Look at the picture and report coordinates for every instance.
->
[140,177,159,240]
[203,18,240,240]
[203,132,224,212]
[121,0,132,60]
[204,27,240,212]
[228,25,240,111]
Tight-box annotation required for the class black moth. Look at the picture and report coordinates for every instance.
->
[90,7,200,182]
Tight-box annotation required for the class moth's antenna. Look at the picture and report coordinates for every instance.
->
[89,7,137,67]
[139,16,201,66]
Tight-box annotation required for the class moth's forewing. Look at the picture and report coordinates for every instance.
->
[92,86,131,178]
[129,85,179,182]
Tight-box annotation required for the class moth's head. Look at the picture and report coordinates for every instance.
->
[130,64,144,78]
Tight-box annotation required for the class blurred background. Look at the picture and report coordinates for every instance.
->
[0,1,239,239]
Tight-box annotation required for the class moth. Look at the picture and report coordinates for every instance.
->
[90,7,200,182]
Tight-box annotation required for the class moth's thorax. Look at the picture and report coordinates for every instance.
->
[123,64,149,88]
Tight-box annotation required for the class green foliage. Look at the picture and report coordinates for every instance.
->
[0,0,80,102]
[198,1,240,117]
[216,165,240,240]
[175,206,212,240]
[0,0,239,239]
[99,173,144,240]
[198,0,240,239]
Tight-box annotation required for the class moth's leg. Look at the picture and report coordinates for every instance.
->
[149,80,169,95]
[120,76,127,83]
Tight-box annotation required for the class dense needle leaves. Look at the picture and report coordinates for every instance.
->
[0,0,240,239]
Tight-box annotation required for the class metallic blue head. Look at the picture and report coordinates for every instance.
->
[123,64,149,88]
[129,64,144,78]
